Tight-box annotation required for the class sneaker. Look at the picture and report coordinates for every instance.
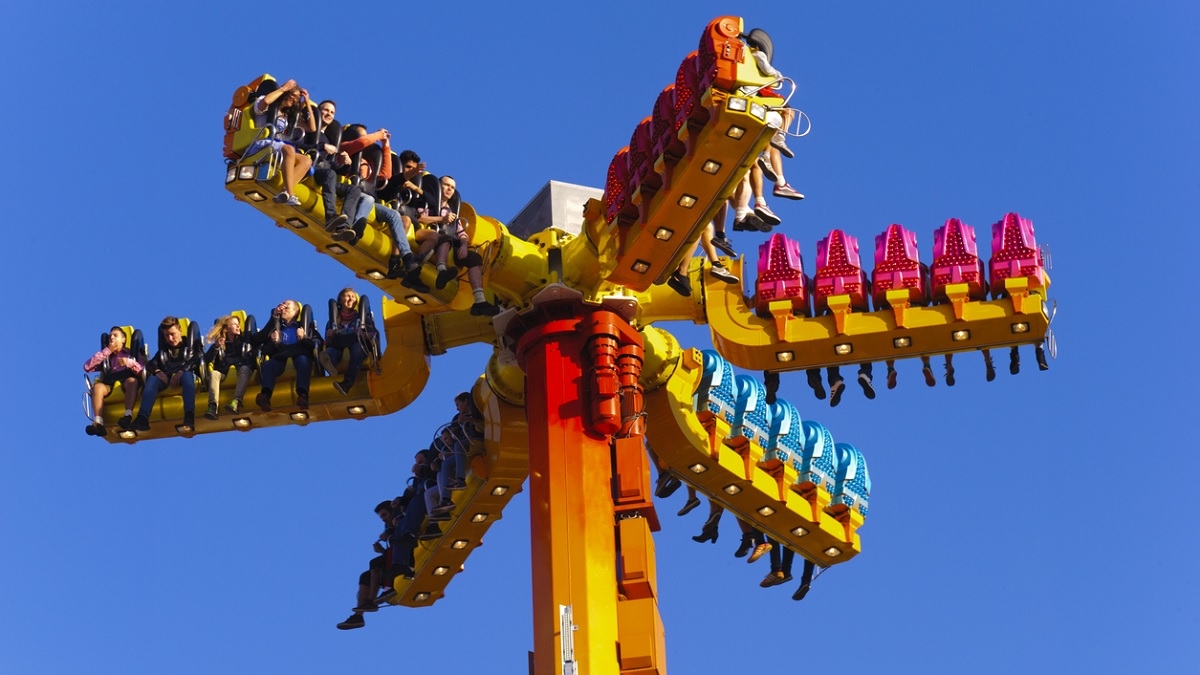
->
[177,411,195,434]
[747,542,773,563]
[792,583,811,601]
[667,271,692,297]
[284,194,301,207]
[760,570,788,588]
[709,261,739,284]
[858,373,876,400]
[470,301,501,317]
[430,499,455,516]
[732,216,754,232]
[226,398,241,414]
[773,183,804,200]
[333,380,350,396]
[85,423,106,437]
[272,192,291,204]
[435,267,457,290]
[654,473,682,499]
[296,393,309,410]
[945,365,956,387]
[118,414,133,430]
[829,380,845,407]
[132,415,151,431]
[922,365,936,387]
[324,214,349,232]
[419,524,442,541]
[400,268,432,294]
[886,369,897,390]
[711,235,737,257]
[745,213,769,232]
[318,351,339,377]
[204,403,219,420]
[330,225,356,242]
[677,497,701,517]
[444,478,468,491]
[985,360,996,382]
[256,392,272,412]
[771,132,795,158]
[336,614,365,630]
[1036,346,1049,371]
[757,152,778,183]
[754,203,781,227]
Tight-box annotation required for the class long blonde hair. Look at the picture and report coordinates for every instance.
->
[207,315,239,345]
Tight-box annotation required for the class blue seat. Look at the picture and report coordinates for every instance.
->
[796,420,838,494]
[764,399,803,467]
[831,443,871,518]
[696,350,738,425]
[731,374,771,447]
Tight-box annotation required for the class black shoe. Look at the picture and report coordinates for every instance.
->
[734,533,755,558]
[435,267,457,290]
[945,365,956,387]
[430,499,455,516]
[923,365,936,387]
[677,497,701,517]
[330,221,357,242]
[204,403,219,420]
[336,614,365,630]
[667,271,692,297]
[400,268,431,294]
[118,414,133,430]
[829,380,845,407]
[1010,350,1020,375]
[792,583,811,601]
[332,380,350,396]
[886,369,897,390]
[183,410,195,427]
[85,423,106,437]
[691,524,718,544]
[1036,345,1049,371]
[444,478,468,491]
[470,301,501,316]
[296,393,309,410]
[733,217,754,232]
[857,373,876,400]
[807,371,826,400]
[985,357,996,382]
[654,473,682,499]
[744,213,769,232]
[386,255,406,279]
[711,235,736,257]
[764,371,779,405]
[132,415,151,431]
[324,214,349,232]
[419,524,442,541]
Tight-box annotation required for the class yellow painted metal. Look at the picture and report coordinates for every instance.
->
[644,347,861,567]
[386,374,529,607]
[706,257,1051,372]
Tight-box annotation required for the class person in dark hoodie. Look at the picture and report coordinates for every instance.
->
[130,316,200,432]
[255,299,315,412]
[203,314,257,418]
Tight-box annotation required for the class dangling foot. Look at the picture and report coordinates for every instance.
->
[886,368,897,390]
[1036,345,1049,371]
[748,541,772,563]
[792,583,811,601]
[829,379,845,407]
[435,267,457,290]
[923,365,936,387]
[857,373,876,400]
[667,271,692,297]
[677,496,701,517]
[336,613,365,630]
[691,524,718,544]
[807,371,826,400]
[711,234,737,257]
[1010,349,1020,375]
[470,301,501,317]
[734,532,755,558]
[945,364,956,387]
[205,402,219,420]
[709,260,739,284]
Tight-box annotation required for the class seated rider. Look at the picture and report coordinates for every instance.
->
[255,300,315,412]
[131,316,200,433]
[204,314,256,419]
[336,500,399,631]
[423,176,501,316]
[84,326,144,436]
[244,79,315,207]
[319,287,374,396]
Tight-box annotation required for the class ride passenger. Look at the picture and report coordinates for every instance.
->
[204,315,256,419]
[307,100,352,234]
[131,316,200,432]
[319,287,373,396]
[424,176,501,316]
[244,79,316,207]
[83,326,145,436]
[255,300,315,412]
[336,500,399,630]
[666,203,740,297]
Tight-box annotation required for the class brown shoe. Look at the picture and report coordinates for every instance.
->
[748,542,772,563]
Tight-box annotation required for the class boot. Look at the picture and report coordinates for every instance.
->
[654,472,682,499]
[984,352,996,382]
[945,362,956,387]
[734,531,755,558]
[692,510,720,543]
[1035,344,1049,371]
[807,369,826,400]
[1009,347,1020,375]
[764,371,780,405]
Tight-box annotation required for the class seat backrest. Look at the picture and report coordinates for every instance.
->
[765,399,803,466]
[696,350,738,424]
[755,232,809,316]
[930,218,987,302]
[797,420,838,493]
[697,16,745,92]
[731,374,771,447]
[603,148,630,225]
[813,229,869,312]
[872,224,928,307]
[673,51,701,124]
[831,442,871,518]
[988,212,1045,296]
[224,74,276,160]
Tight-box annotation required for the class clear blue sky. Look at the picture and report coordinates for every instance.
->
[2,2,1197,673]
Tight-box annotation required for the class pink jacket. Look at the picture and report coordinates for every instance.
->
[84,348,144,375]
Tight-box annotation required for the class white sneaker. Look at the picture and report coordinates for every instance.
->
[773,183,804,200]
[754,203,781,226]
[771,132,795,159]
[272,192,291,204]
[757,152,778,183]
[709,262,740,284]
[284,194,301,207]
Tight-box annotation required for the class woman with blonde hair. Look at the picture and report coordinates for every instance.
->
[204,315,256,418]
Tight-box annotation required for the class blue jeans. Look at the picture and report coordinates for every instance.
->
[260,353,312,395]
[344,188,411,257]
[325,334,365,387]
[139,371,195,417]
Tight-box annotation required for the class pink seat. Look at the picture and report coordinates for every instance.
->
[651,85,686,167]
[871,224,928,307]
[930,218,987,302]
[813,230,869,313]
[988,212,1046,296]
[625,118,661,219]
[754,233,810,316]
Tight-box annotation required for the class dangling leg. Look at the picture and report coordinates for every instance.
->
[944,354,955,387]
[921,355,935,387]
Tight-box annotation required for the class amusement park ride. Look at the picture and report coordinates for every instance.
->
[83,16,1053,675]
